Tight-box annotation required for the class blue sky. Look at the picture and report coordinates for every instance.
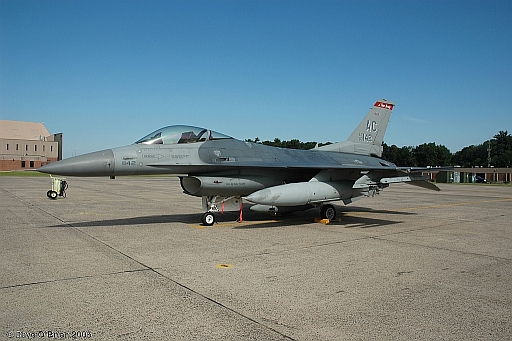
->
[1,0,511,158]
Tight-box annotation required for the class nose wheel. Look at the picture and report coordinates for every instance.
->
[202,212,216,226]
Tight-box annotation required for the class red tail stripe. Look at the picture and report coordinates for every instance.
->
[374,101,394,110]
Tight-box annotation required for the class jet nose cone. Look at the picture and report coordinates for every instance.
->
[38,149,115,176]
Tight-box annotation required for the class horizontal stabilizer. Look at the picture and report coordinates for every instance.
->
[404,180,441,191]
[380,175,440,191]
[398,166,454,174]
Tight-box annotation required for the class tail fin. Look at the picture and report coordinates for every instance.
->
[316,99,394,157]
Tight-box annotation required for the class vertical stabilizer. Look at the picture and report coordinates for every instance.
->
[316,99,394,157]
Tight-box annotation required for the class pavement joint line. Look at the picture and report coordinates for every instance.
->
[3,179,511,339]
[371,235,512,262]
[205,209,512,266]
[395,197,512,211]
[1,187,72,225]
[148,267,298,341]
[0,269,151,290]
[340,196,512,217]
[358,219,512,261]
[79,225,297,340]
[229,218,509,262]
[9,185,508,264]
[7,190,298,341]
[72,226,298,340]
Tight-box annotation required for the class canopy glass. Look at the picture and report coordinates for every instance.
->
[135,125,232,145]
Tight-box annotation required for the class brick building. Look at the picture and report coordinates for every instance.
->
[0,120,62,171]
[434,168,511,184]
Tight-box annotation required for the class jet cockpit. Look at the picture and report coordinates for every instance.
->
[135,125,233,145]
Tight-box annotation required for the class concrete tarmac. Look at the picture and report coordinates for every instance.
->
[1,176,511,340]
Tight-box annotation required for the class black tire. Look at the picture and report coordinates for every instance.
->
[49,191,58,200]
[202,212,215,226]
[320,204,336,220]
[47,190,52,198]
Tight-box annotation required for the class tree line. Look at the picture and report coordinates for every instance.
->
[246,131,512,167]
[245,137,330,150]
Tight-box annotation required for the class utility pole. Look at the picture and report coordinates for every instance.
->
[487,140,491,168]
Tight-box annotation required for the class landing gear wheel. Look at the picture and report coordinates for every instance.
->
[321,204,336,220]
[49,190,58,200]
[46,190,52,198]
[202,212,215,226]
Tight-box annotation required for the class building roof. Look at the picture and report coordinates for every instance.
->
[0,120,51,140]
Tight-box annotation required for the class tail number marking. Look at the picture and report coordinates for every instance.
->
[358,120,378,142]
[366,120,377,132]
[359,133,373,142]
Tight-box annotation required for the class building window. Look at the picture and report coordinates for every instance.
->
[43,145,45,152]
[30,161,34,168]
[16,144,19,151]
[21,161,26,168]
[51,146,53,152]
[25,145,28,151]
[35,145,38,152]
[6,144,8,151]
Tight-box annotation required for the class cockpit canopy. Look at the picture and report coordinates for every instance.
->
[134,125,233,145]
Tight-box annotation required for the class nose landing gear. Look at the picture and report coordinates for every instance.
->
[202,212,216,226]
[201,196,243,226]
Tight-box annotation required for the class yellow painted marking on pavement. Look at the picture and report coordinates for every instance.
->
[216,263,233,269]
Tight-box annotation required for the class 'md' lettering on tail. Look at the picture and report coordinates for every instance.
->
[316,99,394,157]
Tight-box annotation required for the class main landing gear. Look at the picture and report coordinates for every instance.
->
[201,196,336,226]
[320,204,336,220]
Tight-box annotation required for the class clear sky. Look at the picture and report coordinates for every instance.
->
[1,0,511,158]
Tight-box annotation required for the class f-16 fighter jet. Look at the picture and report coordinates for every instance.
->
[39,99,441,225]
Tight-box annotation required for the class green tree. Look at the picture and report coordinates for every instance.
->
[382,143,415,166]
[452,144,488,167]
[413,143,451,167]
[493,131,512,167]
[452,131,512,167]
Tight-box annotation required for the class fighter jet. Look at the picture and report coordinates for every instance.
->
[39,99,441,225]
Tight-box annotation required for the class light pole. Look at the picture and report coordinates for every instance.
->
[487,140,491,168]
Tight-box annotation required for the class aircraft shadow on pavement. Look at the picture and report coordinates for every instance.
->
[340,206,415,216]
[233,206,413,229]
[46,213,201,228]
[46,207,414,229]
[336,206,416,229]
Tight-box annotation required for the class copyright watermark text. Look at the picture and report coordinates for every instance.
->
[6,330,93,339]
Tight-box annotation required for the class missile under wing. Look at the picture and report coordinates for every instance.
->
[39,99,442,225]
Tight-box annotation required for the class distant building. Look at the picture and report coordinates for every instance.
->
[0,120,62,171]
[435,168,511,184]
